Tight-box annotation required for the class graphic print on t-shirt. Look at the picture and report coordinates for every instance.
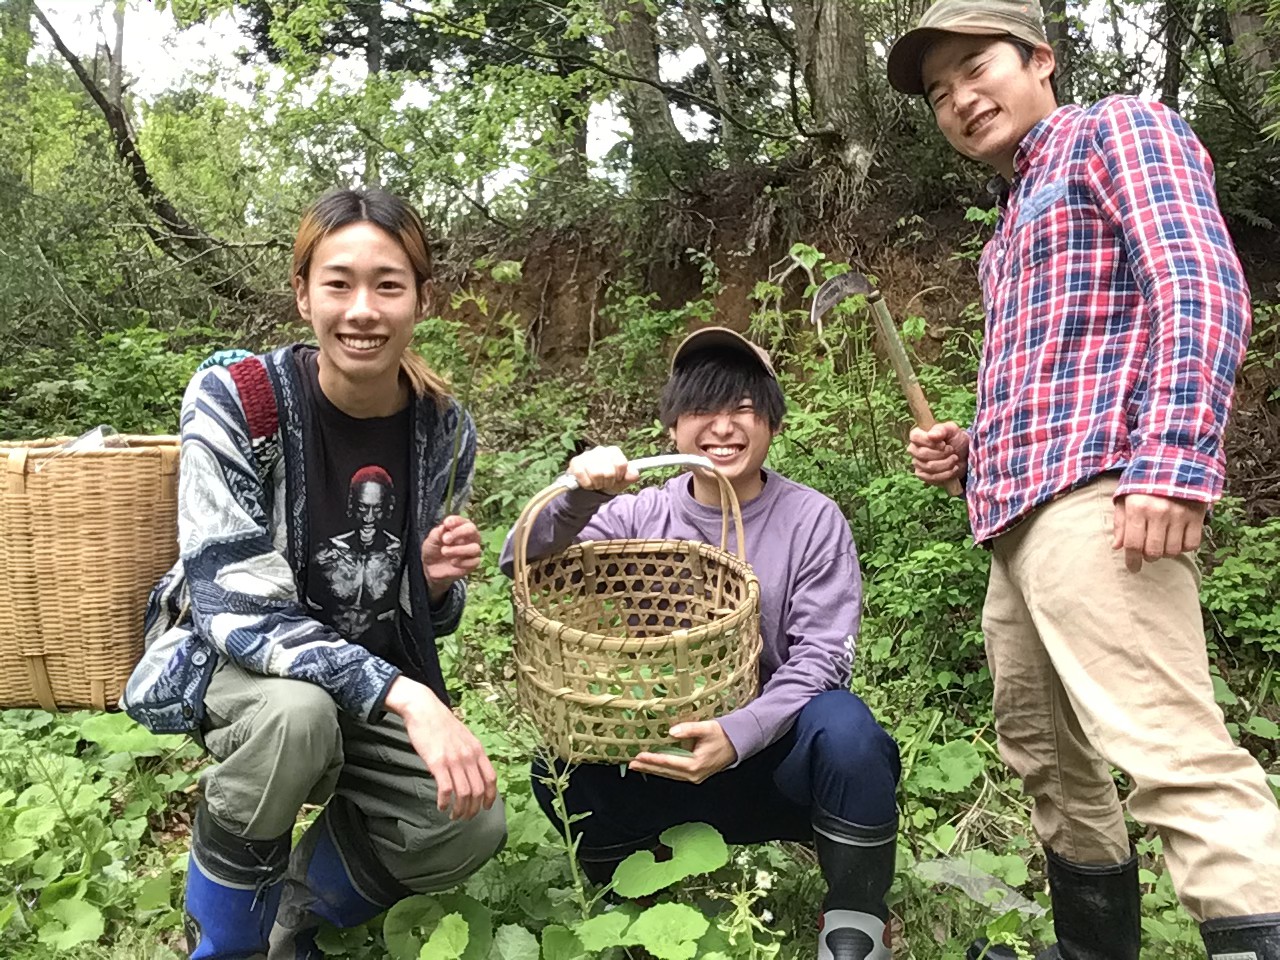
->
[312,464,405,641]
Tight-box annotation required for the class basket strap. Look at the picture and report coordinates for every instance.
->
[159,445,179,503]
[6,446,28,494]
[90,679,107,712]
[24,656,57,713]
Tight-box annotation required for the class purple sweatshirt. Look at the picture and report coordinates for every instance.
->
[500,469,861,762]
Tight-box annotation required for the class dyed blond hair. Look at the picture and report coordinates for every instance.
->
[292,188,450,405]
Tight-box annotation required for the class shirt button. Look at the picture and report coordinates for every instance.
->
[192,649,208,667]
[182,705,194,719]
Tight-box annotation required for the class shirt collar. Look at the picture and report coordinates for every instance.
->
[987,104,1081,200]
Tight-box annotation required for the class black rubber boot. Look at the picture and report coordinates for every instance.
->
[813,807,897,960]
[1202,914,1280,960]
[967,847,1140,960]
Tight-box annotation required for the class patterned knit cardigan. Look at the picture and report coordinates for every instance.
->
[122,345,476,734]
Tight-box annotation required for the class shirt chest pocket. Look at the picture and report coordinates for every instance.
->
[1011,179,1070,268]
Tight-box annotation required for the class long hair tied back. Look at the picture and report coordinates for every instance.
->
[292,187,449,404]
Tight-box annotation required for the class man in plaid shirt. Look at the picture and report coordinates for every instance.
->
[889,2,1280,959]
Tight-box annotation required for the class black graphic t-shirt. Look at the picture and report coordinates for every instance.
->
[298,350,412,669]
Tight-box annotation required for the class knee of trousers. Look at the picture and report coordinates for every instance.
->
[240,681,342,778]
[799,691,902,784]
[400,801,509,894]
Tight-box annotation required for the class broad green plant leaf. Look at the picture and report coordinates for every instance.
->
[0,838,38,864]
[78,713,172,755]
[419,913,469,960]
[627,903,710,960]
[14,807,58,838]
[612,822,729,897]
[540,925,587,960]
[384,893,491,960]
[573,911,632,951]
[137,871,172,912]
[486,923,539,960]
[1244,716,1279,739]
[912,740,983,793]
[36,898,104,951]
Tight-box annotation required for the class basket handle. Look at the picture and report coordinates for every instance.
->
[510,454,746,599]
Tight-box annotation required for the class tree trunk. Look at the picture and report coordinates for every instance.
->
[364,0,383,188]
[1226,0,1275,104]
[793,0,872,170]
[683,0,746,163]
[1042,0,1072,102]
[600,0,683,178]
[1160,0,1186,111]
[109,0,124,108]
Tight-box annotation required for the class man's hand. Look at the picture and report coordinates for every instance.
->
[384,677,497,820]
[628,720,737,783]
[1112,494,1206,573]
[907,422,970,489]
[567,446,639,495]
[422,515,483,603]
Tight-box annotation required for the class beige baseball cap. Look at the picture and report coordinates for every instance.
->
[670,327,777,381]
[887,0,1049,96]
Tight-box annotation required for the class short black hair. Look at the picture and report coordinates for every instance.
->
[659,348,786,431]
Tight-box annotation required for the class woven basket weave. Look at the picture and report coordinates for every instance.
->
[511,456,761,762]
[0,436,180,711]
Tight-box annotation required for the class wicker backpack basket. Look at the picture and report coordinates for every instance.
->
[0,435,180,711]
[511,455,762,762]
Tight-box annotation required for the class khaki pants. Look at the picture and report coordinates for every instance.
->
[198,660,506,894]
[984,475,1280,921]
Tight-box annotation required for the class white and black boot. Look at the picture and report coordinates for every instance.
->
[814,807,897,960]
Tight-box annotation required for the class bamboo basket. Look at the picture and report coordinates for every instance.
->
[0,435,180,711]
[511,455,761,762]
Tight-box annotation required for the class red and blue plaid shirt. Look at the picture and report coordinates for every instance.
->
[967,95,1251,543]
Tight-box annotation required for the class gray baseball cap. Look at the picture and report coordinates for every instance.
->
[888,0,1049,95]
[670,327,777,381]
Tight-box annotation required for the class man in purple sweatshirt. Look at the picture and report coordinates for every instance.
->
[501,328,901,960]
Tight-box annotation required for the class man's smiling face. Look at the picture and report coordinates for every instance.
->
[922,34,1057,177]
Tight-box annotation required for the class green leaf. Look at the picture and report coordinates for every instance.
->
[490,260,523,284]
[14,807,58,838]
[788,242,825,271]
[984,908,1023,939]
[420,913,469,960]
[540,925,587,960]
[36,898,104,951]
[78,712,171,755]
[0,838,38,864]
[612,823,729,897]
[1244,716,1279,739]
[627,903,709,960]
[1211,674,1238,706]
[384,893,491,960]
[912,740,983,793]
[137,871,171,912]
[0,896,16,934]
[573,911,632,950]
[486,924,539,960]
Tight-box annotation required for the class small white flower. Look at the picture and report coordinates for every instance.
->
[755,869,774,891]
[761,909,774,924]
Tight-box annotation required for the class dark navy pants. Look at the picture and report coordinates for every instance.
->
[531,690,900,860]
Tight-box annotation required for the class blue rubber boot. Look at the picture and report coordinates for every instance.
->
[269,800,408,959]
[185,803,291,960]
